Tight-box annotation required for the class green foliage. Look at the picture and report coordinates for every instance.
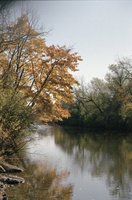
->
[0,90,31,132]
[63,58,132,131]
[0,83,33,155]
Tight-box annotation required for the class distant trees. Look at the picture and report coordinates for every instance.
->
[105,59,132,130]
[63,58,132,131]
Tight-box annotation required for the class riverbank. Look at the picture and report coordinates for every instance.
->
[0,161,24,200]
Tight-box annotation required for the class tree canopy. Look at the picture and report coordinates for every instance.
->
[0,14,81,123]
[62,58,132,131]
[0,12,81,154]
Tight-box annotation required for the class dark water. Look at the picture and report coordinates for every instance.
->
[7,125,132,200]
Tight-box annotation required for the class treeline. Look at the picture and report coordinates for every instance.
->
[61,59,132,131]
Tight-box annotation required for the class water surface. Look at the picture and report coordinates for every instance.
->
[7,125,132,200]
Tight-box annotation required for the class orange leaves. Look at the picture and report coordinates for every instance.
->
[0,14,82,123]
[46,45,81,72]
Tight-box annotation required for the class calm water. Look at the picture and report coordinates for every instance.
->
[7,125,132,200]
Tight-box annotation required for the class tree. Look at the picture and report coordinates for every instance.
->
[106,58,132,129]
[74,78,111,128]
[0,12,81,154]
[0,13,81,123]
[65,58,132,131]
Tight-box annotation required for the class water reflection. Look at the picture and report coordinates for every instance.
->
[7,157,73,200]
[54,127,132,200]
[6,126,132,200]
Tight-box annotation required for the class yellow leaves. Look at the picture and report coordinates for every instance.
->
[46,45,81,71]
[26,37,46,54]
[0,14,82,123]
[0,54,8,70]
[35,98,70,123]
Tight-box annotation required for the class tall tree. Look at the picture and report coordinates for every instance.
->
[0,13,81,154]
[0,14,81,123]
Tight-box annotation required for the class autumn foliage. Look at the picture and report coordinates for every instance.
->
[0,14,81,123]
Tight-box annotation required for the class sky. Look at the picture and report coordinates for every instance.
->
[14,0,132,82]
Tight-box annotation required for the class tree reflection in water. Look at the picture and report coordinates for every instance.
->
[6,158,72,200]
[54,126,132,199]
[0,125,72,200]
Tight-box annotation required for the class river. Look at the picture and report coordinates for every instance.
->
[7,125,132,200]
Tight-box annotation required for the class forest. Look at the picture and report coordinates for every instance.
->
[61,59,132,131]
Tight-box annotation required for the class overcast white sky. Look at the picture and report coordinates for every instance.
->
[14,0,132,82]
